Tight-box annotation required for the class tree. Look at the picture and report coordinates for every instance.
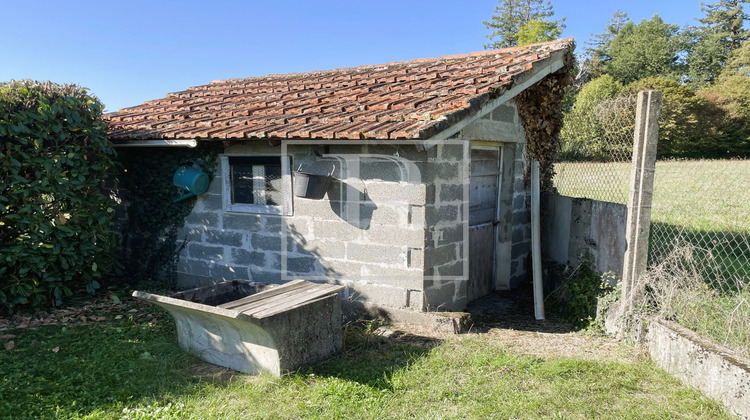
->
[605,15,683,84]
[483,0,566,49]
[701,40,750,156]
[517,19,564,46]
[627,77,719,157]
[685,0,749,86]
[582,10,631,80]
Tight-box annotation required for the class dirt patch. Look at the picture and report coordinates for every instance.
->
[0,294,158,331]
[375,290,643,363]
[189,362,241,384]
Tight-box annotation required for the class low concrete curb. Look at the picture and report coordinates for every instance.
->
[646,319,750,419]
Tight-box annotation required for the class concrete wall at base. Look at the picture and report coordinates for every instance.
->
[646,319,750,419]
[541,193,627,280]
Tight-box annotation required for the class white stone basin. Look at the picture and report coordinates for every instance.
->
[133,280,344,376]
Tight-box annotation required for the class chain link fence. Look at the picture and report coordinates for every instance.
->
[554,92,750,358]
[554,94,636,204]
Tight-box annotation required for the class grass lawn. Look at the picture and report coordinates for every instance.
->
[0,295,731,419]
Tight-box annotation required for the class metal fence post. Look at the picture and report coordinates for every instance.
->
[621,90,661,313]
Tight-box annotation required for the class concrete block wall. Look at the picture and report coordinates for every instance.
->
[508,142,531,288]
[175,142,430,311]
[422,142,470,311]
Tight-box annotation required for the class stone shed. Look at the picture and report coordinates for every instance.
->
[107,39,574,315]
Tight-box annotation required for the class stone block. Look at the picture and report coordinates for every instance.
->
[360,265,423,289]
[295,238,346,258]
[177,226,203,243]
[408,248,424,269]
[439,184,464,204]
[200,193,223,211]
[360,181,426,205]
[185,211,220,227]
[512,209,530,225]
[210,264,247,281]
[407,290,425,311]
[284,256,319,273]
[222,213,263,231]
[249,267,283,284]
[188,244,226,262]
[428,162,459,182]
[349,283,408,309]
[286,218,311,236]
[205,229,243,247]
[436,223,465,244]
[423,282,456,311]
[263,216,283,233]
[512,226,526,244]
[231,248,266,267]
[424,244,458,267]
[312,220,363,242]
[295,199,338,220]
[512,193,527,211]
[511,241,530,260]
[438,143,465,162]
[425,204,460,225]
[409,205,425,228]
[435,261,465,277]
[491,103,516,123]
[366,226,424,248]
[346,242,407,265]
[250,234,283,252]
[367,204,410,227]
[187,259,212,277]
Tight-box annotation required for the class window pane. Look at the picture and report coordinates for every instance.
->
[230,160,283,205]
[231,164,257,204]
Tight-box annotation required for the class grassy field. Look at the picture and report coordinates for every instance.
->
[0,295,731,419]
[554,159,750,357]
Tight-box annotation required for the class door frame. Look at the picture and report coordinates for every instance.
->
[469,145,504,292]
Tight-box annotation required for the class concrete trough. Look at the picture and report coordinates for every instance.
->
[133,280,344,377]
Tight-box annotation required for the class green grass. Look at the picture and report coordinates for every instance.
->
[0,298,731,419]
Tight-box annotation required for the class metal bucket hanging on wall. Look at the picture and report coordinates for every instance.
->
[173,160,210,203]
[294,164,333,200]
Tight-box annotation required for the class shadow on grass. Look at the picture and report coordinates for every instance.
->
[466,287,578,334]
[307,319,440,390]
[0,307,205,418]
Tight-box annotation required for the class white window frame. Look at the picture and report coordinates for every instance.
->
[221,155,293,215]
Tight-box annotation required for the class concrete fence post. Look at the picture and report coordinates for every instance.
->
[621,90,661,313]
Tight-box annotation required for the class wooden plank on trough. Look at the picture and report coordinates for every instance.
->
[218,279,307,309]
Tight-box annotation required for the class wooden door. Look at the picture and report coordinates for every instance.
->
[468,147,501,303]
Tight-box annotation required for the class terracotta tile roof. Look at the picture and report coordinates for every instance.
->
[106,39,574,141]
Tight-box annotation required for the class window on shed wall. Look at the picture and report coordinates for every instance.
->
[222,156,293,215]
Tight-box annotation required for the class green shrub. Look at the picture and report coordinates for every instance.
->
[559,75,627,161]
[116,144,220,286]
[0,80,119,312]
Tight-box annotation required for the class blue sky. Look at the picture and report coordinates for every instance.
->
[1,0,705,112]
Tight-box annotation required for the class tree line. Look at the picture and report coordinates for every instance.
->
[484,0,750,159]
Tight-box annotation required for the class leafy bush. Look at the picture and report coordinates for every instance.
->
[0,80,119,312]
[559,75,627,160]
[549,255,614,328]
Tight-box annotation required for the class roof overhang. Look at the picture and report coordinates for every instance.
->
[112,139,197,148]
[421,50,567,150]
